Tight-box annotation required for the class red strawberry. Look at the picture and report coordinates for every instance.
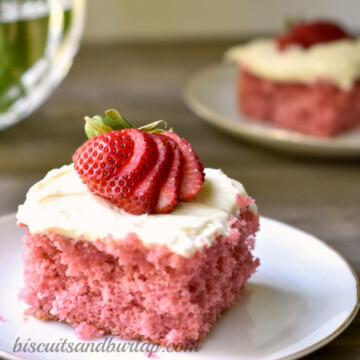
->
[73,128,158,205]
[155,136,183,213]
[116,133,173,215]
[277,20,352,50]
[163,131,205,201]
[73,110,205,215]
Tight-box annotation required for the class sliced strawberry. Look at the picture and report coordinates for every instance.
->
[73,128,158,205]
[113,129,158,196]
[73,109,206,215]
[155,136,183,213]
[116,133,173,215]
[163,131,205,201]
[73,130,134,183]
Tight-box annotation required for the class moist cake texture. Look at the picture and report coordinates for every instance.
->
[17,165,259,346]
[238,68,360,137]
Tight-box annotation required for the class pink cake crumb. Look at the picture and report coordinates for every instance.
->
[75,322,105,340]
[19,204,259,347]
[238,68,360,137]
[236,193,255,209]
[0,315,3,321]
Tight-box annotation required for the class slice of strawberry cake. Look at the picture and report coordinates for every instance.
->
[17,110,259,347]
[225,20,360,137]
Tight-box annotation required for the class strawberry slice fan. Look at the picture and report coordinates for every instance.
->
[73,109,205,215]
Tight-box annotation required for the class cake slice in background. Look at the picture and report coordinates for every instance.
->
[17,110,259,347]
[225,20,360,137]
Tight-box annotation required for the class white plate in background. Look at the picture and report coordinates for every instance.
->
[183,64,360,157]
[0,213,359,360]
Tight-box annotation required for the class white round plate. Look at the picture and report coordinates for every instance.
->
[183,64,360,157]
[0,213,359,360]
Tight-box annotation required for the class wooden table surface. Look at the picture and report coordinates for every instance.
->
[0,42,359,359]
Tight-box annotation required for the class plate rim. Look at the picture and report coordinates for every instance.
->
[0,212,359,360]
[182,63,360,157]
[258,216,360,360]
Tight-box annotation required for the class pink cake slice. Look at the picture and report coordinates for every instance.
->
[238,68,360,137]
[18,166,259,347]
[225,21,360,138]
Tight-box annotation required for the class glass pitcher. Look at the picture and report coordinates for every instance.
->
[0,0,86,130]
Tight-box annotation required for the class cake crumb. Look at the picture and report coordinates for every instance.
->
[75,322,104,340]
[0,315,3,321]
[23,316,29,322]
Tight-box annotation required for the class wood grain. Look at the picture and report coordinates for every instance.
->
[0,42,359,359]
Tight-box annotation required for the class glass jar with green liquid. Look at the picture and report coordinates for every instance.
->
[0,0,85,130]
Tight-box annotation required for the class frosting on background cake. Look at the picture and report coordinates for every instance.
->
[225,38,360,89]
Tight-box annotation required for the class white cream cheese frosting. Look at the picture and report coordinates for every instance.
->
[224,38,360,90]
[17,164,256,258]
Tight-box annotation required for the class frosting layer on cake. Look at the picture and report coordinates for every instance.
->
[225,38,360,90]
[17,165,256,257]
